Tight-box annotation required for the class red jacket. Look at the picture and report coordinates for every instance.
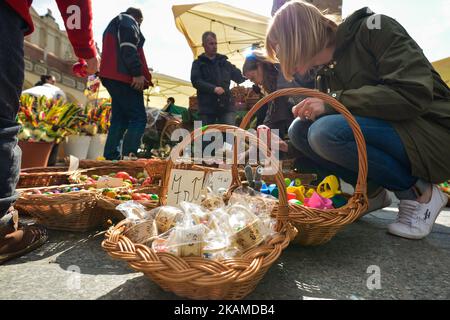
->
[5,0,97,59]
[99,13,152,87]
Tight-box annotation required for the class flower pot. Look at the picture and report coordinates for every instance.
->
[62,135,92,160]
[87,134,107,160]
[18,141,54,169]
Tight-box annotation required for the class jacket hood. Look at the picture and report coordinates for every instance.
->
[198,53,229,63]
[334,7,375,59]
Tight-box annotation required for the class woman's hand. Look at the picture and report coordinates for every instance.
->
[292,98,326,121]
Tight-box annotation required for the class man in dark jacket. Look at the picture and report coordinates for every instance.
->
[190,32,246,125]
[99,8,153,160]
[1,0,99,264]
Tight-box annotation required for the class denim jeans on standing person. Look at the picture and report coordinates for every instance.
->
[0,2,25,225]
[289,115,419,199]
[101,78,147,160]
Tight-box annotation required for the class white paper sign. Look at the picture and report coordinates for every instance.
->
[97,177,123,188]
[209,171,232,193]
[68,155,79,173]
[167,169,205,207]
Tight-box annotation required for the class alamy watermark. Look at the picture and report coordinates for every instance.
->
[366,265,382,290]
[66,265,81,291]
[66,5,81,30]
[366,8,382,30]
[169,121,281,175]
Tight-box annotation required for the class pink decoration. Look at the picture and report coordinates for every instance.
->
[304,192,334,210]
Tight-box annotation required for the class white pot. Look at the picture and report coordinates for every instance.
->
[62,135,92,160]
[87,134,108,160]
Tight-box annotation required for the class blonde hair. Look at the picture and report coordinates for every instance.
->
[266,0,338,81]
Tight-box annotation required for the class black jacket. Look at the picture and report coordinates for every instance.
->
[191,53,246,115]
[263,69,315,136]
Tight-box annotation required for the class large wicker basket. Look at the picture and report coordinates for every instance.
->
[102,125,297,300]
[240,88,369,246]
[69,165,149,184]
[15,184,102,232]
[18,166,73,189]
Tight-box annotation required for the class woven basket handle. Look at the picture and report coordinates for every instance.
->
[161,124,289,226]
[240,88,368,197]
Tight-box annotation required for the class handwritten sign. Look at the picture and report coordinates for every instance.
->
[208,171,232,193]
[97,177,123,188]
[167,169,205,207]
[68,155,79,173]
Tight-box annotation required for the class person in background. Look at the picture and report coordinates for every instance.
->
[0,0,99,264]
[243,50,315,141]
[162,97,189,122]
[34,75,55,87]
[191,31,246,126]
[266,1,450,238]
[99,7,153,160]
[22,74,66,101]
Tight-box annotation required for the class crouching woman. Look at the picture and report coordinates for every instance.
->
[266,1,450,239]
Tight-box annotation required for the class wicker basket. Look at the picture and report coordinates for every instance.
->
[65,158,150,169]
[97,185,162,221]
[102,125,296,300]
[66,160,165,185]
[18,166,74,189]
[240,88,369,246]
[69,165,149,184]
[15,184,102,232]
[144,159,168,182]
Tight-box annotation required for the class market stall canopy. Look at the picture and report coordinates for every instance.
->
[433,57,450,86]
[172,2,270,70]
[144,72,196,109]
[87,72,196,109]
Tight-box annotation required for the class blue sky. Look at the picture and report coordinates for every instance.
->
[33,0,450,81]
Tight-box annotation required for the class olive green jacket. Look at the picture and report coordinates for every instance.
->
[317,7,450,183]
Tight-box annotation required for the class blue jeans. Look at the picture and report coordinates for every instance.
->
[0,2,25,223]
[289,115,419,199]
[102,78,147,160]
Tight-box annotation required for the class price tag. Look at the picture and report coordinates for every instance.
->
[208,171,232,193]
[97,177,123,188]
[167,169,205,207]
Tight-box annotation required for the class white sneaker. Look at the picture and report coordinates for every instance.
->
[360,189,392,218]
[388,185,448,240]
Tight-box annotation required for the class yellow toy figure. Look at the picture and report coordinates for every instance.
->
[287,186,306,202]
[317,176,342,199]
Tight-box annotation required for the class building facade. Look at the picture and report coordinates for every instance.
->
[23,8,88,105]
